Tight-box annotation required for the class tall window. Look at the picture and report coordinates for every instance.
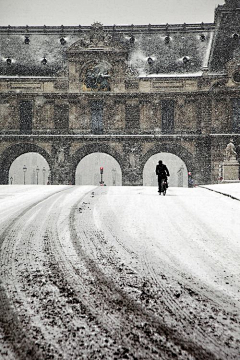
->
[232,98,240,133]
[20,101,33,134]
[161,100,174,134]
[91,101,103,134]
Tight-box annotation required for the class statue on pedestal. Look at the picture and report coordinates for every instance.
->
[222,139,239,182]
[225,139,237,161]
[57,147,65,164]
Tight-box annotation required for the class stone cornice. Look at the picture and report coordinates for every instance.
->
[0,134,232,141]
[0,23,215,35]
[0,87,239,99]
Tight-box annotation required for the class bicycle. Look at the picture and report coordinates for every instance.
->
[159,179,167,196]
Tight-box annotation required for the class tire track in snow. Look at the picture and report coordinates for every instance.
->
[68,188,220,360]
[83,187,240,360]
[34,186,161,359]
[43,189,128,343]
[90,188,218,353]
[1,185,238,359]
[68,191,170,359]
[1,185,144,360]
[1,185,115,359]
[142,190,240,359]
[0,186,76,359]
[165,190,240,309]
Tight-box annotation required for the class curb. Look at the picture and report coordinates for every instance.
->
[198,185,240,202]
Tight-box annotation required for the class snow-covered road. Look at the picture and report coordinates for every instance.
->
[0,185,239,359]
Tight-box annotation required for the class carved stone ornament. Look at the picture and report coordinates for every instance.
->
[68,22,127,52]
[83,61,112,91]
[89,22,111,47]
[232,65,240,83]
[76,22,112,49]
[125,66,139,78]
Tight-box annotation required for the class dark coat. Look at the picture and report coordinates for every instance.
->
[156,164,170,179]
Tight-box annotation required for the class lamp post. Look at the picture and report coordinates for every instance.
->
[188,171,193,188]
[23,165,27,185]
[36,166,39,185]
[42,167,46,185]
[112,168,116,186]
[47,170,51,185]
[100,167,104,185]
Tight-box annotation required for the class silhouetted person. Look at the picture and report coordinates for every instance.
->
[156,160,170,193]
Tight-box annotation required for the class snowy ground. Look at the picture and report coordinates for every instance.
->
[0,184,240,359]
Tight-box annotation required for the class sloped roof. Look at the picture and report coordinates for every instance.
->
[209,7,240,72]
[128,31,213,76]
[0,24,216,78]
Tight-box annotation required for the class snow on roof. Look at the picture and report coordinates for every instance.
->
[129,31,213,76]
[0,27,214,77]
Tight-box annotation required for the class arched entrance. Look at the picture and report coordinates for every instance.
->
[9,152,50,185]
[143,153,188,187]
[0,143,52,185]
[75,152,122,185]
[141,142,194,187]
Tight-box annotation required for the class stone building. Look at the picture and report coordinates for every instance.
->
[0,0,239,185]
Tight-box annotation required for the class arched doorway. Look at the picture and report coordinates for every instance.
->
[143,153,188,187]
[75,153,122,186]
[9,153,50,185]
[0,143,52,185]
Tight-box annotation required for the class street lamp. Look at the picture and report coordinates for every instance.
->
[23,165,27,185]
[100,167,104,185]
[47,170,51,185]
[188,171,193,188]
[36,166,39,185]
[42,167,46,185]
[112,168,116,186]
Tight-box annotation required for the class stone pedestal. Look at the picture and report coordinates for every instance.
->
[223,158,239,181]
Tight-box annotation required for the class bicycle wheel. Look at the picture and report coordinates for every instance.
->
[160,180,164,196]
[163,185,166,196]
[161,179,166,196]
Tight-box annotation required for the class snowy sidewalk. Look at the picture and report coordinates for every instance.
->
[200,183,240,201]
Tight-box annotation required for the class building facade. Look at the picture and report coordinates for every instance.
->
[0,0,239,185]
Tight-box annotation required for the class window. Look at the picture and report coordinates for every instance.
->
[19,101,33,134]
[232,98,240,133]
[91,101,103,134]
[161,100,174,133]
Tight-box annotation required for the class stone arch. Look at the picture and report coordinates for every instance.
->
[140,142,194,176]
[0,142,53,184]
[71,143,125,185]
